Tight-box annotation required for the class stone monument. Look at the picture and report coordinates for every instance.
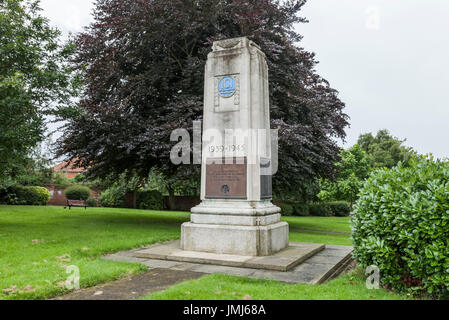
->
[180,37,289,256]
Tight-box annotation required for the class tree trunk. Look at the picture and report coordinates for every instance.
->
[167,186,176,210]
[132,190,137,209]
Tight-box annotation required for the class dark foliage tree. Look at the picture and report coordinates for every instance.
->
[318,144,371,206]
[0,0,80,181]
[57,0,349,200]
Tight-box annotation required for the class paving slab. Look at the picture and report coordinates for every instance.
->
[304,254,350,265]
[133,240,325,272]
[103,241,354,285]
[189,264,257,277]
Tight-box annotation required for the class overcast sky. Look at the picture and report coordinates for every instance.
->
[40,0,449,159]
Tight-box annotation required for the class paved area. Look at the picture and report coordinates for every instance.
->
[104,242,354,285]
[133,240,325,271]
[53,268,203,300]
[56,242,353,300]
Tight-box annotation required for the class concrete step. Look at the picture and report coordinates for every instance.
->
[104,241,354,284]
[133,240,325,272]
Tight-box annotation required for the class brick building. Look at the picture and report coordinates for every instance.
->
[52,159,85,179]
[47,159,98,206]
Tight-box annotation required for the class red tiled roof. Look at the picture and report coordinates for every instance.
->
[52,159,85,173]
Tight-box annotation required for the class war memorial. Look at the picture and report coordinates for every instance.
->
[130,38,352,280]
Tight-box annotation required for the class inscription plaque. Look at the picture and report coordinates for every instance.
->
[205,157,247,199]
[260,158,273,199]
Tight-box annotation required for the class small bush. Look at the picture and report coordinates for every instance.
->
[308,203,332,217]
[327,201,351,217]
[86,198,98,207]
[8,185,50,205]
[64,185,91,201]
[293,203,309,216]
[352,156,449,299]
[279,203,294,216]
[137,190,165,210]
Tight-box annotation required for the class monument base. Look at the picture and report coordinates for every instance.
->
[181,222,289,256]
[181,200,289,256]
[132,240,327,272]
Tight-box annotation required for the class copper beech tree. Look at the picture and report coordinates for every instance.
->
[57,0,349,200]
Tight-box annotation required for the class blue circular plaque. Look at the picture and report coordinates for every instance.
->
[218,76,236,98]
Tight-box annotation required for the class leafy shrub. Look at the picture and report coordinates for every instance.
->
[86,198,98,207]
[308,203,327,216]
[99,184,126,208]
[73,173,86,184]
[33,186,51,205]
[64,185,91,201]
[0,179,15,204]
[15,168,54,187]
[352,156,449,299]
[54,172,73,188]
[279,203,294,216]
[293,203,309,216]
[16,174,44,186]
[327,201,351,217]
[137,190,165,210]
[7,185,50,205]
[308,203,332,217]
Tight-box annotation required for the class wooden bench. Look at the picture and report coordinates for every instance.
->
[65,200,87,210]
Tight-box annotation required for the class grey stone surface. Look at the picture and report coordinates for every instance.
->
[189,265,256,277]
[141,259,184,269]
[303,254,350,265]
[170,262,201,272]
[105,255,147,263]
[180,222,289,256]
[318,246,353,257]
[248,270,311,284]
[102,241,354,284]
[133,240,324,272]
[190,213,281,226]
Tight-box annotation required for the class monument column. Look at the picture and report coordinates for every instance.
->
[181,37,289,256]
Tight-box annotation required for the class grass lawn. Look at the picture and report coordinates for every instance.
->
[0,205,189,300]
[0,205,403,300]
[142,270,406,300]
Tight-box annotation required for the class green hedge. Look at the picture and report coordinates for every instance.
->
[327,201,351,217]
[7,186,51,205]
[279,203,294,216]
[277,201,350,217]
[352,157,449,299]
[86,198,98,207]
[137,190,165,210]
[308,203,332,217]
[293,203,309,216]
[64,185,91,201]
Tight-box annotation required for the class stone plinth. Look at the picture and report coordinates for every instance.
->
[181,200,288,256]
[135,240,325,272]
[181,222,289,256]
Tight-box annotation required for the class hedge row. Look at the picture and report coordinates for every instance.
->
[136,190,165,210]
[279,201,351,217]
[0,185,51,206]
[99,186,165,210]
